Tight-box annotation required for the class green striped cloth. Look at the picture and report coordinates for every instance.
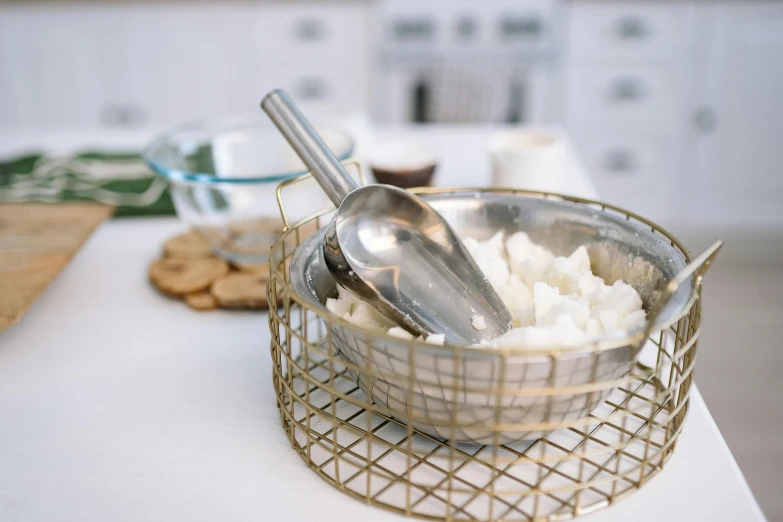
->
[0,151,175,217]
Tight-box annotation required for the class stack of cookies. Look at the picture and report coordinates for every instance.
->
[148,230,281,311]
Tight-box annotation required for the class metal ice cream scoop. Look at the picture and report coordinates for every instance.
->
[261,89,512,345]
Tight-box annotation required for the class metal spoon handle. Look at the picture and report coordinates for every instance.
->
[261,89,358,206]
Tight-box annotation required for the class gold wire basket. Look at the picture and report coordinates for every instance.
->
[267,164,718,522]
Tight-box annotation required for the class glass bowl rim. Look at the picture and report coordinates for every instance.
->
[143,113,354,185]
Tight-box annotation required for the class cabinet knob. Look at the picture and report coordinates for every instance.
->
[694,107,718,133]
[295,18,325,42]
[610,77,645,102]
[605,149,636,175]
[101,104,146,128]
[615,16,648,40]
[499,15,543,39]
[455,15,478,41]
[295,77,328,100]
[393,18,435,41]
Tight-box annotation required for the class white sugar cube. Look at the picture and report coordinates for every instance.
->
[388,327,415,340]
[484,231,506,253]
[593,280,643,318]
[425,334,446,345]
[544,246,592,296]
[497,274,535,326]
[569,246,591,273]
[463,234,510,291]
[506,231,554,286]
[533,282,567,322]
[578,274,610,305]
[621,309,647,331]
[597,310,620,333]
[325,295,352,318]
[471,314,487,331]
[550,315,589,346]
[462,237,482,257]
[538,300,590,328]
[491,325,550,348]
[346,302,394,331]
[585,318,603,338]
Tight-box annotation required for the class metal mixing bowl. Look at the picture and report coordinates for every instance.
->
[288,189,694,444]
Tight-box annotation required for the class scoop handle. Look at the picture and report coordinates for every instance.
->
[261,89,357,206]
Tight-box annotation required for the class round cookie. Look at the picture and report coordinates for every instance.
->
[232,257,291,280]
[163,231,212,259]
[232,262,270,278]
[149,257,228,296]
[227,217,282,235]
[185,291,217,311]
[211,273,270,309]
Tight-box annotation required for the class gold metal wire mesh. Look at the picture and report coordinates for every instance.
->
[267,181,703,522]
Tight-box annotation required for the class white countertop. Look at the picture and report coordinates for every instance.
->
[0,127,764,522]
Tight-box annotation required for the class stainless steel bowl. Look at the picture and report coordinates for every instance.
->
[289,190,693,444]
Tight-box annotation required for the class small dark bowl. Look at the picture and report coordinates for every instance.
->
[371,164,437,188]
[367,140,438,189]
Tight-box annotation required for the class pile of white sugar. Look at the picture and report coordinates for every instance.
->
[325,231,646,348]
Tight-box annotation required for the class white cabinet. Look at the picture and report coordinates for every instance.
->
[254,2,369,115]
[0,1,369,129]
[0,5,112,127]
[691,1,783,226]
[576,132,686,221]
[566,1,697,63]
[563,1,698,224]
[133,4,261,125]
[565,64,691,131]
[0,3,252,128]
[564,0,783,228]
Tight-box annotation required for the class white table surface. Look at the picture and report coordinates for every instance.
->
[0,127,764,521]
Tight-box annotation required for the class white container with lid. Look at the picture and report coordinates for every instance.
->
[488,129,563,192]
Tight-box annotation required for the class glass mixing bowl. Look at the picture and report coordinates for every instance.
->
[144,113,353,264]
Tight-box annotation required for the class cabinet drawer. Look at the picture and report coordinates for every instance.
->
[258,61,365,114]
[572,133,687,222]
[256,3,366,60]
[567,1,696,62]
[565,65,689,131]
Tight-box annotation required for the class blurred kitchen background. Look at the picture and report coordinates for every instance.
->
[1,0,781,518]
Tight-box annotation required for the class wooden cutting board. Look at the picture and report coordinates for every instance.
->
[0,203,114,330]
